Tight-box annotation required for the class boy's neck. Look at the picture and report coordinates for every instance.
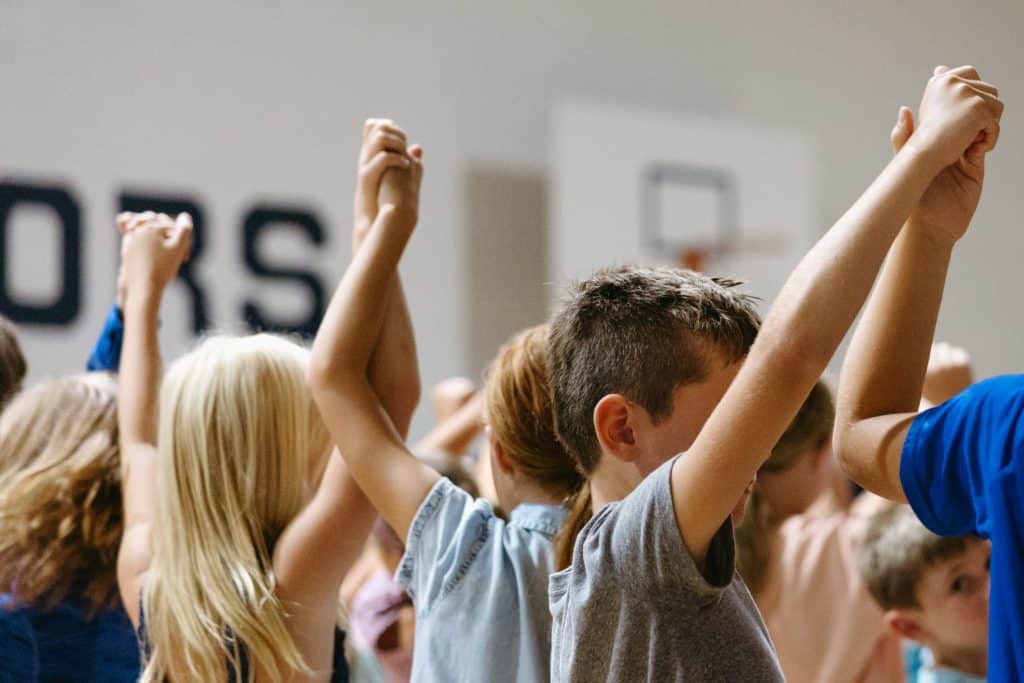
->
[930,645,986,678]
[589,457,646,513]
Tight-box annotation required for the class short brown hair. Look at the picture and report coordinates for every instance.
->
[0,316,26,407]
[548,266,760,568]
[737,379,835,596]
[548,266,760,472]
[859,504,971,610]
[0,373,122,616]
[486,325,580,497]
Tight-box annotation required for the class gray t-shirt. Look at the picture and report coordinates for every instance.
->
[548,456,784,682]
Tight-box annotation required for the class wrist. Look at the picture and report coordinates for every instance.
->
[899,129,948,180]
[905,215,960,251]
[376,203,417,230]
[124,282,164,310]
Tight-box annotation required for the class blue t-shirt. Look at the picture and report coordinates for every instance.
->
[900,375,1024,682]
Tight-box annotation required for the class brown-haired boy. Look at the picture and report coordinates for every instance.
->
[547,66,1003,681]
[860,505,989,681]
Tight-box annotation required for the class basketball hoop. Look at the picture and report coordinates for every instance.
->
[672,235,784,273]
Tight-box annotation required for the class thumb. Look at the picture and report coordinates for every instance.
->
[933,65,950,77]
[890,106,914,154]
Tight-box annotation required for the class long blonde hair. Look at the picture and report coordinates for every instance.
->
[0,373,121,615]
[141,334,331,682]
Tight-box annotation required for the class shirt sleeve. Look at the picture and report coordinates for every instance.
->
[581,455,735,604]
[86,303,125,372]
[394,477,496,614]
[900,374,1024,538]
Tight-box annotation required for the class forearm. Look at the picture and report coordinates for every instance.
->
[414,392,483,456]
[120,288,162,448]
[310,208,412,388]
[366,276,421,438]
[676,147,940,559]
[837,224,952,423]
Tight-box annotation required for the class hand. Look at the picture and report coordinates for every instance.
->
[121,212,193,296]
[354,119,413,248]
[921,341,974,408]
[114,211,148,309]
[910,66,1002,182]
[893,68,1001,245]
[377,144,423,232]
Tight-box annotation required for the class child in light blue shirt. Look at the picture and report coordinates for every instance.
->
[310,120,581,682]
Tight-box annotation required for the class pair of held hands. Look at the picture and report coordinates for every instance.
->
[117,118,424,304]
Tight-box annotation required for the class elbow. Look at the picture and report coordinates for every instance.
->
[306,348,351,402]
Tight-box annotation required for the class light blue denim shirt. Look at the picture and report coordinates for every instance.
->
[396,477,566,683]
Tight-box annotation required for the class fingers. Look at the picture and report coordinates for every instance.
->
[116,212,133,234]
[890,106,914,154]
[360,150,412,188]
[944,65,979,81]
[361,119,408,162]
[959,78,999,97]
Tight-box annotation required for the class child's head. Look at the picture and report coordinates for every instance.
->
[549,266,759,568]
[549,266,759,481]
[483,325,580,509]
[0,373,121,616]
[143,333,329,681]
[0,315,26,407]
[860,505,989,671]
[736,379,835,596]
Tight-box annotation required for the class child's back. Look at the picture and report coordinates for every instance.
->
[550,457,778,681]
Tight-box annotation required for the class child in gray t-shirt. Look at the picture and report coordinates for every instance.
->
[550,456,780,682]
[546,70,998,681]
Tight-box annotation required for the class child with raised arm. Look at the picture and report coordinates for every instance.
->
[309,121,581,683]
[834,67,1020,681]
[546,65,1002,681]
[115,206,405,681]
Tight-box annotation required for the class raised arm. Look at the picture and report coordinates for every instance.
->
[309,123,438,542]
[835,68,997,501]
[356,120,422,438]
[115,212,192,624]
[85,214,135,372]
[273,122,425,599]
[672,66,1003,563]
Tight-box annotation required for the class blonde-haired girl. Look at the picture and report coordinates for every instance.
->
[116,206,406,681]
[310,120,580,682]
[0,373,138,681]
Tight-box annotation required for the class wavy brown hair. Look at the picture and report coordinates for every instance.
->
[0,373,122,617]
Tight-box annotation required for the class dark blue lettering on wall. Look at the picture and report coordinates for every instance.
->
[242,206,326,337]
[0,181,81,325]
[119,192,210,333]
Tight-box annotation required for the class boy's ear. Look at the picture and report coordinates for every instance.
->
[884,609,923,642]
[593,394,641,464]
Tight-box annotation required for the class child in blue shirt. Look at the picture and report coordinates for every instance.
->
[836,69,1020,682]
